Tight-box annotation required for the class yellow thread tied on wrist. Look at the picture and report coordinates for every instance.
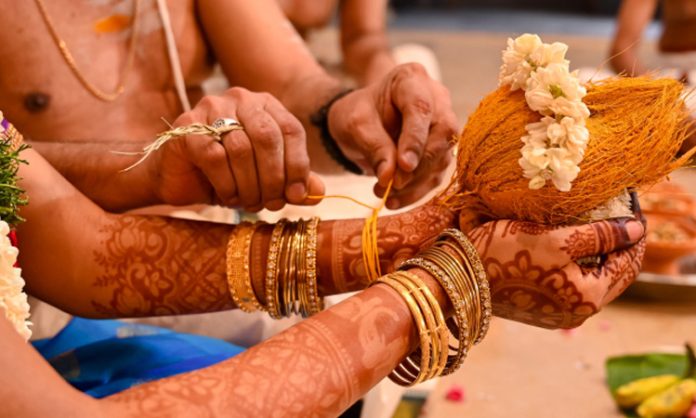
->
[308,179,393,283]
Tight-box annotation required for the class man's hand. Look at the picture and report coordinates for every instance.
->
[150,87,324,211]
[327,63,457,209]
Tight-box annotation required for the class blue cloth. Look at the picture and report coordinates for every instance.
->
[33,317,245,398]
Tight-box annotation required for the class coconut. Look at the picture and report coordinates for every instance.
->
[443,76,695,226]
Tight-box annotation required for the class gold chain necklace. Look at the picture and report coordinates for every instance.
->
[33,0,141,102]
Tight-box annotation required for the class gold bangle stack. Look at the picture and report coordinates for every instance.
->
[397,228,491,378]
[265,217,323,319]
[226,221,265,313]
[225,218,323,319]
[372,271,449,386]
[438,228,492,344]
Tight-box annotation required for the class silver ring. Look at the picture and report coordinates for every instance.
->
[212,117,241,129]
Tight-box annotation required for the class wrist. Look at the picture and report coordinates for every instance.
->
[361,52,396,85]
[311,89,363,174]
[139,155,166,206]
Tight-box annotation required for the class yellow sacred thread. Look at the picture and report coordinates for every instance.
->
[308,179,393,283]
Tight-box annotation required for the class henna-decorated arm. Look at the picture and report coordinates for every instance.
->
[1,268,450,418]
[16,148,453,318]
[16,148,643,327]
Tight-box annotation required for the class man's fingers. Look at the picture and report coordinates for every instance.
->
[264,98,311,204]
[349,120,397,187]
[237,105,286,209]
[222,130,261,208]
[300,173,326,206]
[376,173,443,209]
[384,130,451,206]
[186,136,238,205]
[391,65,434,173]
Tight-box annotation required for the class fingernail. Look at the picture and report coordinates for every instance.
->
[376,161,389,183]
[266,199,285,211]
[386,197,400,209]
[401,151,419,172]
[625,219,645,243]
[628,189,646,225]
[393,172,407,190]
[286,182,306,202]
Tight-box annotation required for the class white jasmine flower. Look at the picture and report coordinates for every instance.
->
[525,64,588,117]
[528,175,547,190]
[499,34,543,90]
[499,35,571,91]
[529,42,569,69]
[0,219,31,341]
[549,96,591,121]
[546,116,590,156]
[521,144,549,171]
[522,117,554,148]
[546,147,581,192]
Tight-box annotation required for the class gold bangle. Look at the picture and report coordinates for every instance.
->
[392,271,449,380]
[304,217,323,316]
[278,220,297,317]
[438,229,492,344]
[398,256,470,376]
[420,246,479,347]
[436,241,482,342]
[226,222,264,312]
[390,272,441,382]
[295,219,306,317]
[280,221,292,316]
[373,276,431,386]
[264,217,324,320]
[265,220,286,319]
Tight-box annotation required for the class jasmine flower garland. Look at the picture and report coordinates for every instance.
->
[0,111,30,340]
[499,34,591,192]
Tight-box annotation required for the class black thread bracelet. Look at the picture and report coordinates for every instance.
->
[310,88,363,175]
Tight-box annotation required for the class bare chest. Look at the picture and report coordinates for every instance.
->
[0,0,213,141]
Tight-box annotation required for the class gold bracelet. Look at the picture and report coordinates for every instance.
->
[399,255,470,376]
[393,271,449,381]
[295,219,307,317]
[373,275,432,386]
[438,229,492,344]
[278,220,297,317]
[390,272,441,383]
[265,217,324,320]
[304,217,323,316]
[436,241,482,341]
[265,220,286,319]
[226,222,264,312]
[420,246,479,348]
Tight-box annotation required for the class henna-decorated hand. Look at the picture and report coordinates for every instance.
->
[467,217,646,329]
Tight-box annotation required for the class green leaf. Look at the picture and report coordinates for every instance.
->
[606,353,688,393]
[606,351,689,417]
[0,139,28,227]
